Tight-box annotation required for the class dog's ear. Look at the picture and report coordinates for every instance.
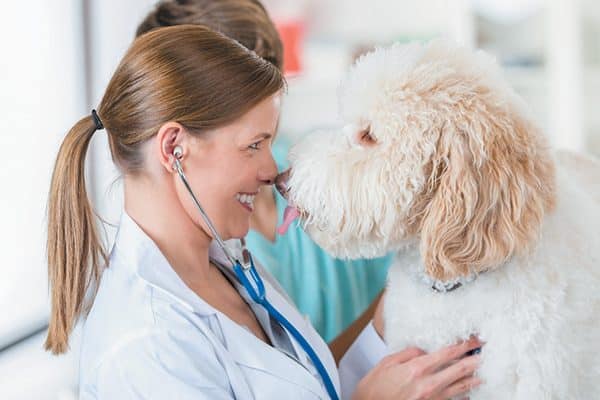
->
[416,112,556,281]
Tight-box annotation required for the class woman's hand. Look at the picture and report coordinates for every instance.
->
[352,337,482,400]
[365,290,482,399]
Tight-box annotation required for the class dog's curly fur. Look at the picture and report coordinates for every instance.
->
[285,40,600,398]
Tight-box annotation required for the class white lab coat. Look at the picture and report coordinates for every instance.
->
[78,212,387,399]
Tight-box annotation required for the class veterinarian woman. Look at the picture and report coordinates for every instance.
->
[45,25,481,399]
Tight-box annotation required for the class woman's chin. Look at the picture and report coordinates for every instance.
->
[230,224,251,240]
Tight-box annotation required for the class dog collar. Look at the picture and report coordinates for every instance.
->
[431,280,464,293]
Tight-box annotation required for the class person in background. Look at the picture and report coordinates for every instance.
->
[136,0,392,342]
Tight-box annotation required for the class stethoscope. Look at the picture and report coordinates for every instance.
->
[172,147,339,400]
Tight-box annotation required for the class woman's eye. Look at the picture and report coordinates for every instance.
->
[249,141,261,150]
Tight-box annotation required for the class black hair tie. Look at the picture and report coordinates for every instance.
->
[91,109,104,131]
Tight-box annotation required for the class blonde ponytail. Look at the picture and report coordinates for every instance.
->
[45,115,107,354]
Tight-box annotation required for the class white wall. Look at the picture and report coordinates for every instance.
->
[0,0,85,398]
[0,1,154,398]
[0,0,85,351]
[87,0,156,250]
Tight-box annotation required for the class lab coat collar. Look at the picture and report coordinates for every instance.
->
[112,211,232,317]
[213,244,338,396]
[217,313,328,398]
[216,247,340,397]
[112,212,339,397]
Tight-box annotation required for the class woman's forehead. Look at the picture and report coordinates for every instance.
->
[227,95,281,137]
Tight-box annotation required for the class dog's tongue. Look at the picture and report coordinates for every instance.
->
[277,205,300,235]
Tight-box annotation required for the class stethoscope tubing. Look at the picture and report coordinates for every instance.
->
[174,158,339,400]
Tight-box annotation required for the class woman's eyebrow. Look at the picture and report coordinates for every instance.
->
[251,132,273,140]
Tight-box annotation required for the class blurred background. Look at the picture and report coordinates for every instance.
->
[0,0,598,398]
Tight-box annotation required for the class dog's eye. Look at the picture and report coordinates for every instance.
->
[357,128,377,147]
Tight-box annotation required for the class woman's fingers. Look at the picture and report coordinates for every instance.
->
[353,340,483,400]
[429,355,480,393]
[381,346,426,367]
[418,336,482,374]
[410,355,480,400]
[433,375,482,400]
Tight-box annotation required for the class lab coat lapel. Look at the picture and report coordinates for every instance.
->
[261,271,341,396]
[211,241,340,397]
[115,214,336,396]
[116,212,216,317]
[217,312,326,397]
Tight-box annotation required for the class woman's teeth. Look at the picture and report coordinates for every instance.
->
[235,193,256,210]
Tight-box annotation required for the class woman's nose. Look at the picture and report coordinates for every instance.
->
[274,168,291,199]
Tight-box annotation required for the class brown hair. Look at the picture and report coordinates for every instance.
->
[45,24,284,354]
[136,0,283,69]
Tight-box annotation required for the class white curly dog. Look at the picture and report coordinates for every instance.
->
[277,40,600,399]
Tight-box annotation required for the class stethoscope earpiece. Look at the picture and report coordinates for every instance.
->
[172,146,183,173]
[173,145,183,159]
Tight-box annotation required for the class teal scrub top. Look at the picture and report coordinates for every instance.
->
[245,138,393,342]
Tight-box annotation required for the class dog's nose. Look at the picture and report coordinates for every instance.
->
[275,168,291,199]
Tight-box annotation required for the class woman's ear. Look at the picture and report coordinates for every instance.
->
[417,115,556,282]
[155,122,186,173]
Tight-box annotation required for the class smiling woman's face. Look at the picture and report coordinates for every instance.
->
[178,93,281,240]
